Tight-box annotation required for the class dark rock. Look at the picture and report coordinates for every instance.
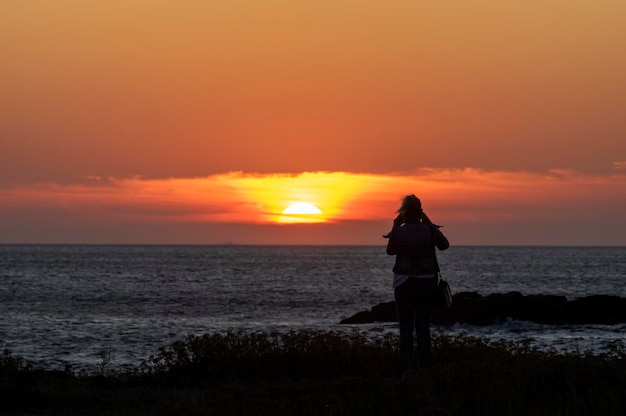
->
[487,291,524,321]
[339,302,397,324]
[340,293,626,326]
[518,295,568,325]
[371,302,397,322]
[339,310,375,324]
[450,293,494,325]
[566,295,626,324]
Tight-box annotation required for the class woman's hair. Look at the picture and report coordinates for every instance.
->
[397,194,422,219]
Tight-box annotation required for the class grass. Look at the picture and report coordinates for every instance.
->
[2,331,625,415]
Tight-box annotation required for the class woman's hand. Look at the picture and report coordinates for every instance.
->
[383,214,404,238]
[421,211,442,228]
[392,213,404,227]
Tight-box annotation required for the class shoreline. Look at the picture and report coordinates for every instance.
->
[7,318,626,373]
[3,331,625,416]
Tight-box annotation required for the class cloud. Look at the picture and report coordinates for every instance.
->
[614,162,626,171]
[1,169,625,244]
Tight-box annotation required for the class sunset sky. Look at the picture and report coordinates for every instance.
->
[1,0,625,245]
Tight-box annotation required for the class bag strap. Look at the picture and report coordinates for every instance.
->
[428,225,441,281]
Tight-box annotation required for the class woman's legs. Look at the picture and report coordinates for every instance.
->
[415,277,437,369]
[395,277,437,372]
[395,279,418,372]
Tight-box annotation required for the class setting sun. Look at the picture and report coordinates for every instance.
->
[283,202,323,215]
[279,202,325,224]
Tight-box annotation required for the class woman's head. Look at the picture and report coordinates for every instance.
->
[398,194,422,219]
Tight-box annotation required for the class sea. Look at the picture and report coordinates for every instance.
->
[1,245,625,371]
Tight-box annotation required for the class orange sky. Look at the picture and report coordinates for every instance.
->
[1,1,625,245]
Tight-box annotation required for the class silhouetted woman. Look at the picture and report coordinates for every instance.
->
[385,194,449,377]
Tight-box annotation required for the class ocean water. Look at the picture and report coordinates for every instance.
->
[1,245,625,371]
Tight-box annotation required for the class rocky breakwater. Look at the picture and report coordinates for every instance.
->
[340,292,626,326]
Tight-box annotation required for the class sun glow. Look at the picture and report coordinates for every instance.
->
[279,202,324,223]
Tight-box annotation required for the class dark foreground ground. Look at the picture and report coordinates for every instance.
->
[2,331,625,415]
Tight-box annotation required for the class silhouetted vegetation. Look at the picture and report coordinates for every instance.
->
[2,332,625,415]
